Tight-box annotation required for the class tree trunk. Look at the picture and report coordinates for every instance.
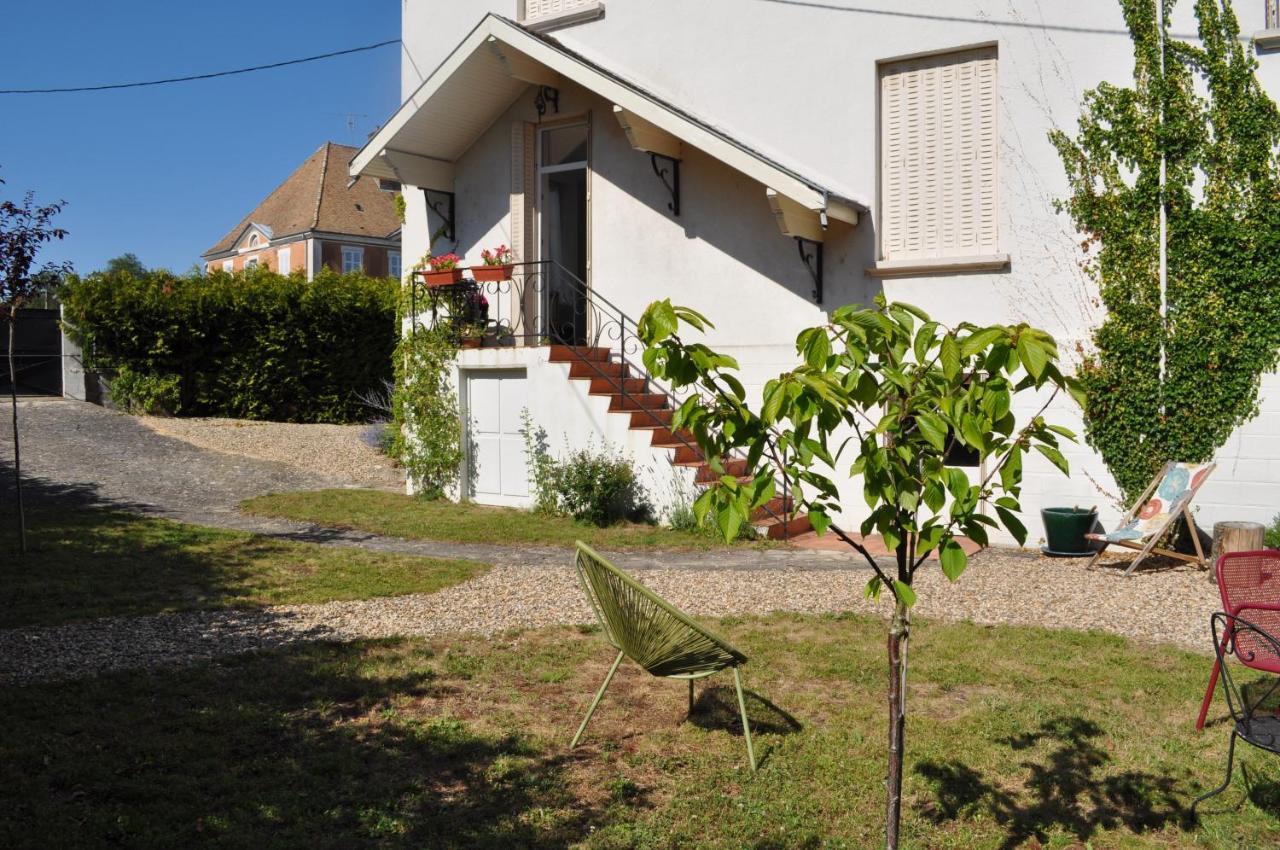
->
[7,315,26,553]
[1208,521,1265,582]
[885,599,909,850]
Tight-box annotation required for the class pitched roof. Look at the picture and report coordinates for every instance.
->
[204,142,401,257]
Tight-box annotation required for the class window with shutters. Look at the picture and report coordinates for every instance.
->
[518,0,603,31]
[878,46,1000,267]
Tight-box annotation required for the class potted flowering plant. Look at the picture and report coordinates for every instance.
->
[458,321,486,349]
[471,244,514,282]
[417,252,464,286]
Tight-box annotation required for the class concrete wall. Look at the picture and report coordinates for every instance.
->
[398,0,1280,542]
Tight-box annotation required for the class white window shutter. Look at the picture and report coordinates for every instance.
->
[510,122,537,340]
[521,0,594,21]
[880,47,998,262]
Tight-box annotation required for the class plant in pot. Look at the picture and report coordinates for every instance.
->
[1040,505,1100,557]
[458,321,486,349]
[472,244,514,282]
[417,252,464,286]
[484,319,516,347]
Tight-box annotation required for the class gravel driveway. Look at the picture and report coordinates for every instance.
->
[1,399,360,525]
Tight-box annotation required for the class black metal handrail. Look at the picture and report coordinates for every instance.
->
[406,259,796,537]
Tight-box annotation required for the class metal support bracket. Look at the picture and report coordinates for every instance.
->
[649,153,680,216]
[534,85,560,118]
[423,188,456,242]
[796,237,823,304]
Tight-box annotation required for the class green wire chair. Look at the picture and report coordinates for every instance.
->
[570,541,756,771]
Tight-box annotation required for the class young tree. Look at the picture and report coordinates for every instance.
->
[639,297,1081,849]
[1052,0,1280,502]
[103,252,147,278]
[0,174,70,552]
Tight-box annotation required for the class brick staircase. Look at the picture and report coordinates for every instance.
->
[548,345,811,540]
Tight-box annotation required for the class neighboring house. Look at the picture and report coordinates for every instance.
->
[204,142,402,279]
[350,1,1280,540]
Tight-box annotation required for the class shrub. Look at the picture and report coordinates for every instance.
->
[393,325,462,499]
[521,416,651,526]
[61,267,397,423]
[109,365,181,415]
[1266,513,1280,550]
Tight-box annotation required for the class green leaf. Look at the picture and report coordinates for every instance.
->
[864,575,883,601]
[939,540,968,581]
[913,321,938,364]
[994,505,1028,545]
[961,327,1006,358]
[940,334,961,380]
[1016,334,1048,379]
[642,299,678,342]
[715,504,743,543]
[809,506,832,535]
[915,411,948,451]
[1034,443,1070,475]
[892,580,917,608]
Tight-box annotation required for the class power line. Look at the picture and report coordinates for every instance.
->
[0,39,399,95]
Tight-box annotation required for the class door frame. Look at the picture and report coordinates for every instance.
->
[534,113,593,342]
[461,366,531,507]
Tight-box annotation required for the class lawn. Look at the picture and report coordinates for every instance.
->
[3,613,1277,848]
[242,488,777,551]
[0,504,487,629]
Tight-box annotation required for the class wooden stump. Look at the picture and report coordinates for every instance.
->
[1209,521,1266,582]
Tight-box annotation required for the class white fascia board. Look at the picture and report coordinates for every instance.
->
[350,19,497,178]
[484,17,830,211]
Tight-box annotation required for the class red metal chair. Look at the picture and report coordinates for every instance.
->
[1196,550,1280,730]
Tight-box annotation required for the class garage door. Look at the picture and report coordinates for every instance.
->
[466,370,530,505]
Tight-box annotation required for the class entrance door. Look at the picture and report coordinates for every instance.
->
[538,122,589,345]
[466,370,529,506]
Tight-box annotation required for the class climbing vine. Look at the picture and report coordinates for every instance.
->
[392,287,462,499]
[1051,0,1280,501]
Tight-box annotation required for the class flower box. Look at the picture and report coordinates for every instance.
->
[470,264,514,282]
[419,268,464,287]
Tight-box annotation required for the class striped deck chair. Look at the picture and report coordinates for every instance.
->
[570,542,756,771]
[1086,461,1216,577]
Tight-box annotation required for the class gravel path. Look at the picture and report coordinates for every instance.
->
[0,549,1219,685]
[139,416,402,492]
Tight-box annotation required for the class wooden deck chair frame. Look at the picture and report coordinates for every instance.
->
[1086,461,1216,577]
[569,542,756,771]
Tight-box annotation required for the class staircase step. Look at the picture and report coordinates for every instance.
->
[548,345,610,363]
[646,426,693,446]
[671,444,704,465]
[751,495,795,521]
[630,408,673,428]
[759,514,813,540]
[609,393,669,411]
[587,377,648,395]
[693,457,750,483]
[570,360,627,379]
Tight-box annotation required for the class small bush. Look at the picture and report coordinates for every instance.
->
[546,446,652,526]
[109,365,181,415]
[1266,513,1280,549]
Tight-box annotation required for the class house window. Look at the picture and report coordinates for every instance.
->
[244,257,259,270]
[1269,0,1279,29]
[341,245,364,273]
[388,251,401,279]
[518,0,603,30]
[277,247,291,272]
[222,260,233,273]
[248,233,261,248]
[879,46,999,264]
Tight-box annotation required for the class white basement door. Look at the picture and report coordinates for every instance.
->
[466,370,530,505]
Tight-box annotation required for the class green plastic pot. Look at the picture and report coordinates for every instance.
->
[1040,507,1099,556]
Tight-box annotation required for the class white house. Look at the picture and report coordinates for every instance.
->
[350,0,1280,543]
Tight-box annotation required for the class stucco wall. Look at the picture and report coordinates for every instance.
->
[398,0,1280,543]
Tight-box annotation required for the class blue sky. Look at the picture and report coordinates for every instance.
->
[1,1,401,274]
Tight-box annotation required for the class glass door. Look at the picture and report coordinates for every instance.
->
[537,122,589,345]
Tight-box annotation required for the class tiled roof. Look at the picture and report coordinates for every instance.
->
[203,142,400,257]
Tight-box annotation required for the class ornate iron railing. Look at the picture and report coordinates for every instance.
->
[406,259,796,537]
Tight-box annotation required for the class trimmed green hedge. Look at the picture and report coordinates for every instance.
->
[62,268,397,423]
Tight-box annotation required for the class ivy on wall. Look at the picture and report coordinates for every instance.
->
[1051,0,1280,501]
[391,294,462,499]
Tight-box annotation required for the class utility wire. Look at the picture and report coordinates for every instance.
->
[0,39,399,95]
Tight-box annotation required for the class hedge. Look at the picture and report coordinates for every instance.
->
[61,267,398,423]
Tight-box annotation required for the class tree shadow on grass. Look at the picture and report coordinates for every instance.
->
[0,639,605,849]
[916,715,1184,850]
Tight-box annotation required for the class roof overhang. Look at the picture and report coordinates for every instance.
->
[351,14,865,235]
